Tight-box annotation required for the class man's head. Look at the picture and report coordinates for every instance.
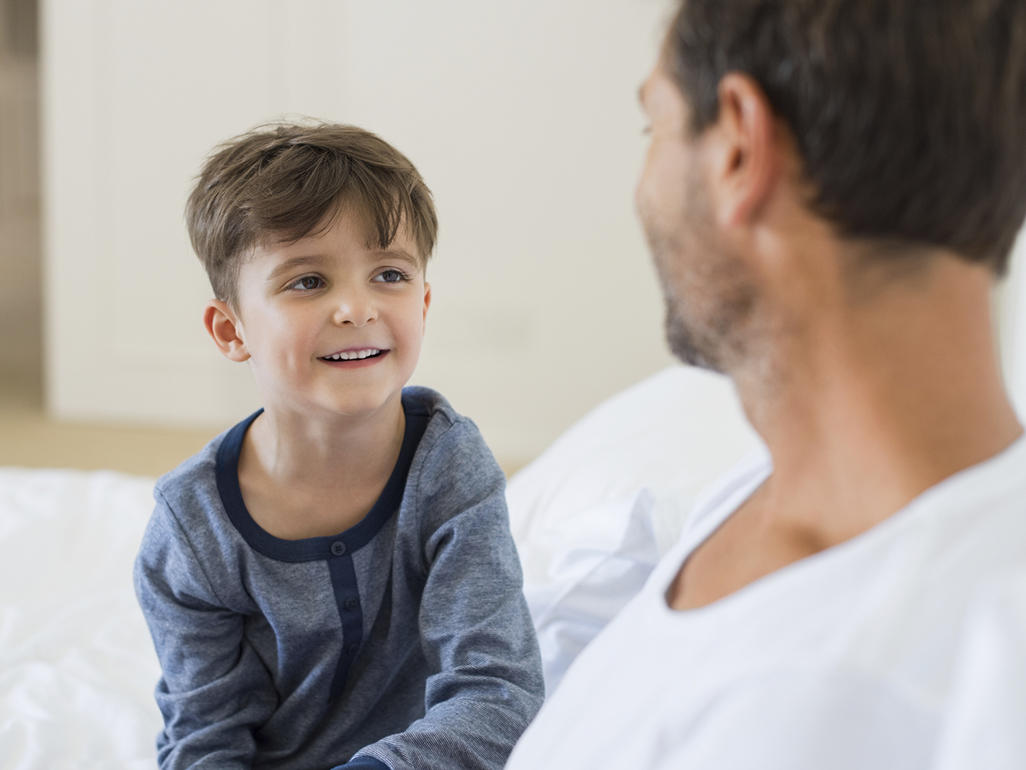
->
[186,121,438,309]
[638,0,1026,371]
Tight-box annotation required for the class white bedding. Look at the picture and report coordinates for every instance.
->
[0,469,162,769]
[0,366,758,768]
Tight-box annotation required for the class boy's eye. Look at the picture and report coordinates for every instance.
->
[286,275,324,292]
[374,269,408,284]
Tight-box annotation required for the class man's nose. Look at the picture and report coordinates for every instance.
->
[331,288,377,327]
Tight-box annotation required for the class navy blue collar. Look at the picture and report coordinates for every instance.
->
[215,397,429,563]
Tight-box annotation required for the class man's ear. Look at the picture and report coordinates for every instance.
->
[203,300,250,362]
[709,72,779,228]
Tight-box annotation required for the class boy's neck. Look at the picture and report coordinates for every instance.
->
[236,398,407,539]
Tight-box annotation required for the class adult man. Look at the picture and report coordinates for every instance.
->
[507,1,1026,767]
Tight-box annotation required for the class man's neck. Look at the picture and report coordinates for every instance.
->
[668,257,1022,611]
[734,255,1022,545]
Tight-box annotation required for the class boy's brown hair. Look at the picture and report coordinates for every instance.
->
[186,121,438,307]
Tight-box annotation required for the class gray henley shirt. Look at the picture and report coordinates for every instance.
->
[134,386,544,769]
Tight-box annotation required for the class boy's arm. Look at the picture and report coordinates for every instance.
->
[134,492,277,769]
[340,418,545,770]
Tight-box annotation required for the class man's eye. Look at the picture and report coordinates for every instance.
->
[375,269,408,284]
[287,275,324,291]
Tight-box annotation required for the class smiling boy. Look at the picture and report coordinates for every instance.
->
[134,123,543,769]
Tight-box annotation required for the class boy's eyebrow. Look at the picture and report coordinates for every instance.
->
[266,255,325,282]
[371,248,421,269]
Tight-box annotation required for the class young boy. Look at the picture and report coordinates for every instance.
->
[134,122,544,769]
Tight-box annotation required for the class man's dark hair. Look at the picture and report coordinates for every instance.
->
[186,121,438,307]
[667,0,1026,274]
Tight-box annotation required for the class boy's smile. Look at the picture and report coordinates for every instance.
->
[205,208,431,423]
[320,348,387,364]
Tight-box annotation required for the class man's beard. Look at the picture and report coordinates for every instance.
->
[663,286,722,371]
[646,219,757,375]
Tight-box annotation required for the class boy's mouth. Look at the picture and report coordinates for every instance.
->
[319,348,387,362]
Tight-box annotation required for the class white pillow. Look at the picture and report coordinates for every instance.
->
[508,365,759,580]
[507,365,761,691]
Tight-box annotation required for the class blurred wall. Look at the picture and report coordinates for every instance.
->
[37,0,1026,466]
[0,0,39,382]
[41,0,675,466]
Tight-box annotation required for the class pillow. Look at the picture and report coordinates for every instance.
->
[525,489,685,690]
[507,365,761,691]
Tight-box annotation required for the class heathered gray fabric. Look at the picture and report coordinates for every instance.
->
[134,387,543,769]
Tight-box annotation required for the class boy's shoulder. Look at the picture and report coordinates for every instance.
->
[152,416,250,517]
[402,384,456,418]
[403,385,490,457]
[403,385,504,498]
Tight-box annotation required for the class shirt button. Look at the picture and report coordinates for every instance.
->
[343,598,359,611]
[330,541,347,556]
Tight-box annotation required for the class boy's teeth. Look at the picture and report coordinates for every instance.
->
[325,349,381,361]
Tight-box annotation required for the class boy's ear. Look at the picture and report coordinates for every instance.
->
[422,282,431,322]
[203,300,251,362]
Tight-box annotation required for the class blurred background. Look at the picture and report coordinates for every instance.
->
[2,0,1026,477]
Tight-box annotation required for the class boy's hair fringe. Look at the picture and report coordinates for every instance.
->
[186,121,438,306]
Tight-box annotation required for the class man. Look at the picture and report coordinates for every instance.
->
[507,1,1026,767]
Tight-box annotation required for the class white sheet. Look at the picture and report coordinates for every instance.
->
[0,468,161,769]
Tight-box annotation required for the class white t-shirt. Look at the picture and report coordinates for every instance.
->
[507,437,1026,770]
[933,568,1026,770]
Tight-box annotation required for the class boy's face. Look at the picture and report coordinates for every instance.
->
[212,208,431,421]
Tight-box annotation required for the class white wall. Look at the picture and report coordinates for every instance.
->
[42,0,675,466]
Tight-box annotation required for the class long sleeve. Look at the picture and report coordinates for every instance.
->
[134,492,277,768]
[345,417,545,770]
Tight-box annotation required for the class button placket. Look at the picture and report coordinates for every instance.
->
[325,540,362,697]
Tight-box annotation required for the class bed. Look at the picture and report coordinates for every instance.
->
[0,366,760,768]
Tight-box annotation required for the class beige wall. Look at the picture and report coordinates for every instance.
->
[35,0,1026,468]
[41,0,675,466]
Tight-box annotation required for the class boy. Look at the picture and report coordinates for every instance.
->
[134,122,544,769]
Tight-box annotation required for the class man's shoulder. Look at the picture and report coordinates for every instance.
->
[907,434,1026,568]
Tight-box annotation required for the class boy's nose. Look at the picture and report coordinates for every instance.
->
[331,291,377,328]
